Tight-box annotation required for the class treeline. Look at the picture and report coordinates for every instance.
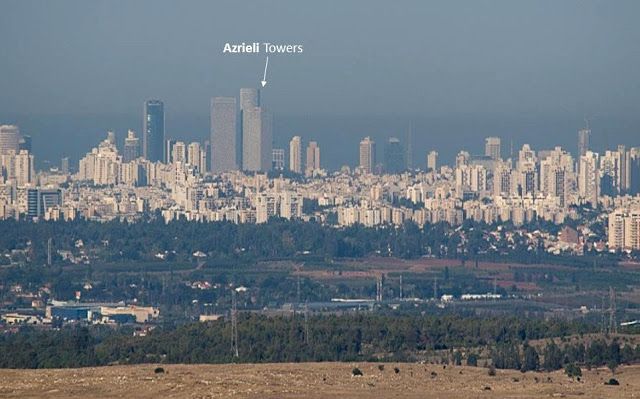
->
[0,313,597,368]
[0,218,622,266]
[491,338,640,373]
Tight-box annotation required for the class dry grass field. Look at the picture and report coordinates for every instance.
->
[1,362,639,399]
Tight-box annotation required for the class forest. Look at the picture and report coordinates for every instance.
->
[2,313,639,369]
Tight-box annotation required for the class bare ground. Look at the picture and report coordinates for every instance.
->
[1,363,639,399]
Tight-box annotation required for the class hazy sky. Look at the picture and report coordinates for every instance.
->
[1,0,639,167]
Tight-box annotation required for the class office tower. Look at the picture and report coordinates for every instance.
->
[359,137,376,174]
[18,135,32,153]
[305,141,320,177]
[272,148,285,171]
[240,88,260,167]
[14,150,34,187]
[123,130,140,162]
[242,106,272,172]
[426,150,438,171]
[27,188,63,220]
[485,137,502,160]
[143,100,165,162]
[165,139,176,164]
[0,125,20,155]
[578,151,599,206]
[384,137,405,174]
[631,148,640,195]
[289,136,302,174]
[210,97,238,173]
[61,157,69,175]
[618,145,630,194]
[578,128,591,157]
[172,141,186,164]
[516,144,538,196]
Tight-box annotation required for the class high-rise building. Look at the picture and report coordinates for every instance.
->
[578,151,599,206]
[289,136,302,174]
[240,88,260,168]
[384,137,405,174]
[143,100,165,162]
[578,128,591,157]
[485,137,501,160]
[210,97,237,173]
[305,141,320,177]
[123,130,140,163]
[631,148,640,195]
[426,150,438,172]
[14,150,34,187]
[608,209,640,250]
[187,142,204,172]
[242,106,272,172]
[272,148,285,171]
[618,145,630,194]
[359,137,376,174]
[61,157,70,175]
[172,141,186,165]
[165,139,176,164]
[0,125,20,155]
[27,188,63,220]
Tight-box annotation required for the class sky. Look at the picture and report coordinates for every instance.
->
[1,0,639,168]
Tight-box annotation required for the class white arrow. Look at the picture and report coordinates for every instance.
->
[261,56,269,87]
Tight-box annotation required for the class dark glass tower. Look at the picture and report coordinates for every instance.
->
[143,100,165,162]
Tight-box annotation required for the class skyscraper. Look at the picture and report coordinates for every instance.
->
[61,157,70,175]
[485,137,501,160]
[618,144,630,194]
[305,141,320,177]
[242,106,272,172]
[578,128,591,157]
[289,136,302,174]
[384,137,405,174]
[240,88,260,168]
[123,130,140,162]
[0,125,20,155]
[427,150,438,172]
[143,100,165,162]
[210,97,238,173]
[359,137,376,174]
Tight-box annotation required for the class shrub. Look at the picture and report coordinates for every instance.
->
[604,378,619,386]
[467,353,478,367]
[154,367,165,374]
[352,367,363,377]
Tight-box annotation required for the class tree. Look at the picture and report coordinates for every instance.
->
[521,345,539,372]
[542,341,563,370]
[467,353,478,367]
